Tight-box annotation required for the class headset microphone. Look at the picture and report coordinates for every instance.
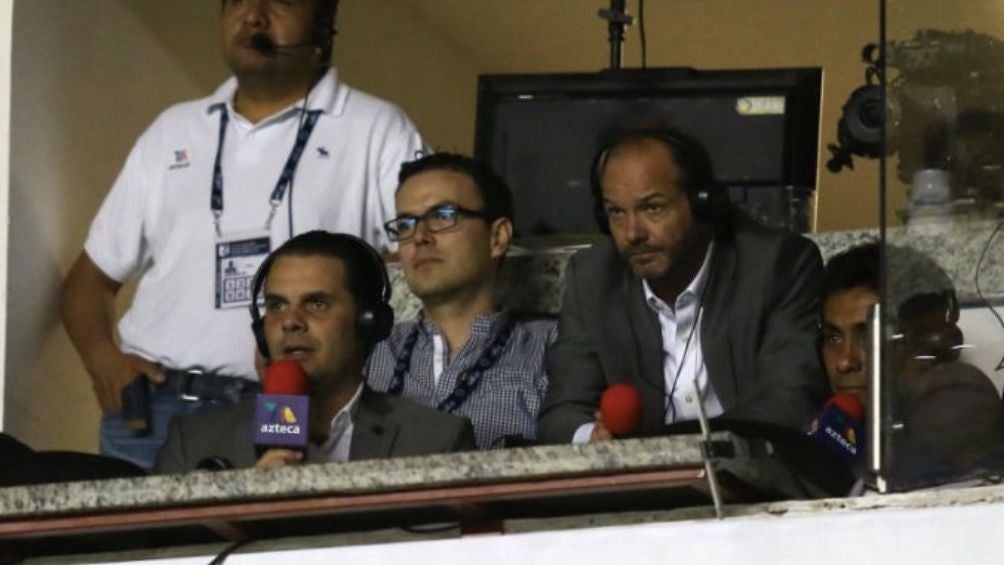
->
[250,33,317,55]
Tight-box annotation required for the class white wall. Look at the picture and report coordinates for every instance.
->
[91,500,1004,565]
[4,0,217,449]
[959,306,1004,393]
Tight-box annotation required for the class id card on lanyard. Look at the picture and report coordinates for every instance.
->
[209,104,321,309]
[215,231,271,309]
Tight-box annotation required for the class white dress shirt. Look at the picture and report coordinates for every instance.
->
[317,383,364,463]
[572,244,723,444]
[641,243,724,424]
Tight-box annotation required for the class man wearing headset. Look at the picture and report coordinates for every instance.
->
[61,0,424,470]
[367,153,556,449]
[819,242,1004,480]
[155,231,474,473]
[538,128,829,444]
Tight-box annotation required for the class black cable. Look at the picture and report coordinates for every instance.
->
[207,539,252,565]
[638,0,647,69]
[974,220,1004,371]
[632,243,716,418]
[285,82,313,240]
[665,247,713,422]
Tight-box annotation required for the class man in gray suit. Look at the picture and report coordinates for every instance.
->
[539,129,828,444]
[156,231,474,473]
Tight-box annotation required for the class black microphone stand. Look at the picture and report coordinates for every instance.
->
[598,0,635,70]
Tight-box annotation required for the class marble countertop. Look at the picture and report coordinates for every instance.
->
[6,429,1004,537]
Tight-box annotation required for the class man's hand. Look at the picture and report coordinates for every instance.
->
[590,410,613,443]
[62,252,166,414]
[87,343,165,414]
[254,449,303,470]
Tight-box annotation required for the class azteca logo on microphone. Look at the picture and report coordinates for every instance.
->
[259,401,302,435]
[806,414,862,459]
[824,424,859,455]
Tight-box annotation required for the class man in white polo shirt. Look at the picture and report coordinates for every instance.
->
[60,0,424,470]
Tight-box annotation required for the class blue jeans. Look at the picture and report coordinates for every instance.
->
[99,385,208,472]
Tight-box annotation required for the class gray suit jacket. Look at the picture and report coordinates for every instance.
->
[154,387,476,474]
[538,211,829,443]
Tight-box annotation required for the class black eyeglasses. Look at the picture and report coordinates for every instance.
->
[384,204,488,242]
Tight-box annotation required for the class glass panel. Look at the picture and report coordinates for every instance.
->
[881,0,1004,491]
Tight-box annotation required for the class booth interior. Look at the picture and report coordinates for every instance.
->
[2,0,1004,561]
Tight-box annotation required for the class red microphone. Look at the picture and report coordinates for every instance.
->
[805,392,866,462]
[254,360,310,455]
[829,392,865,423]
[600,383,643,436]
[263,359,308,395]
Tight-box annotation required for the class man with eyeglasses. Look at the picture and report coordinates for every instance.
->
[366,153,556,449]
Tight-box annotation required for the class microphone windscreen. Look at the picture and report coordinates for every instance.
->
[256,360,310,454]
[806,396,866,462]
[263,359,308,395]
[250,33,276,54]
[600,382,643,436]
[829,392,865,423]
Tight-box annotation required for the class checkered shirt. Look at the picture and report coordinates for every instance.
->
[366,311,556,449]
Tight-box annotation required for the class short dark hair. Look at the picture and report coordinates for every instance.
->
[249,231,391,360]
[821,242,881,301]
[821,242,957,324]
[397,152,515,224]
[265,230,388,315]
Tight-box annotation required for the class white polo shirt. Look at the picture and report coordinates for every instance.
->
[85,69,425,380]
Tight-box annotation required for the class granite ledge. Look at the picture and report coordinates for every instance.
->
[387,222,1004,321]
[503,481,1004,534]
[731,480,1004,519]
[0,435,713,519]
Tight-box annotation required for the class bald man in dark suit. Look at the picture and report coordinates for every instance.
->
[539,129,828,444]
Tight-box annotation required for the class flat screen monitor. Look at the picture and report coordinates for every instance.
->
[474,68,822,237]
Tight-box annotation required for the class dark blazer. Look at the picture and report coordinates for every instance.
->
[538,210,829,443]
[154,386,476,474]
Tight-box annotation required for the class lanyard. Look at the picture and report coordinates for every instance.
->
[210,105,322,237]
[387,318,514,413]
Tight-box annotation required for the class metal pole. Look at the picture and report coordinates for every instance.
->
[598,0,632,70]
[867,302,887,492]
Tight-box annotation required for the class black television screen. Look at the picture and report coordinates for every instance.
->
[474,68,822,237]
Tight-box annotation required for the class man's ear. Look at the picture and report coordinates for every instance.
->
[489,217,513,260]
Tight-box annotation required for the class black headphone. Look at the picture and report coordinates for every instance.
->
[312,0,339,58]
[589,129,723,234]
[249,232,394,360]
